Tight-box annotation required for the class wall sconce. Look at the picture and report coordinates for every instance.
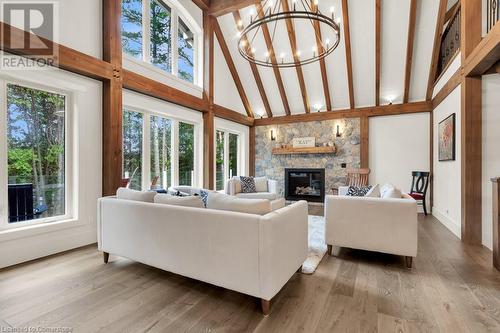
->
[271,129,276,141]
[336,125,341,137]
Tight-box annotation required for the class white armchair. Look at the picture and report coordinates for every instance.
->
[324,193,418,268]
[226,177,279,201]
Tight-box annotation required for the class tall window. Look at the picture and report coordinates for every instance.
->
[6,84,66,224]
[215,130,240,190]
[122,110,143,190]
[178,122,194,186]
[150,115,171,189]
[121,0,198,84]
[215,130,225,191]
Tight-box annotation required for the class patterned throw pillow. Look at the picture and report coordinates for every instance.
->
[240,176,257,193]
[346,186,372,197]
[199,189,209,207]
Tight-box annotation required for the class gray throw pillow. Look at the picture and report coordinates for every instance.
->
[240,176,257,193]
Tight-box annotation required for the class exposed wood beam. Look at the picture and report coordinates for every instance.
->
[213,18,254,118]
[342,0,355,108]
[403,0,417,103]
[375,0,381,106]
[461,0,482,245]
[102,0,123,196]
[123,70,207,111]
[0,22,114,81]
[311,3,332,110]
[213,104,255,126]
[233,11,273,118]
[209,0,256,17]
[203,13,215,190]
[253,101,432,126]
[281,0,310,114]
[192,0,210,11]
[249,126,256,176]
[426,0,448,100]
[432,68,463,108]
[360,116,369,168]
[463,21,500,76]
[255,2,291,116]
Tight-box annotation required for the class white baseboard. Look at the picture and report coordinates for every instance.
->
[432,208,461,239]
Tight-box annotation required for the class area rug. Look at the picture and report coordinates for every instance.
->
[301,215,327,274]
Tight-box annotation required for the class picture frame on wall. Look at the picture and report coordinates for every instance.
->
[438,113,456,161]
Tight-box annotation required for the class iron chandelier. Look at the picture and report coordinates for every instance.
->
[237,0,341,68]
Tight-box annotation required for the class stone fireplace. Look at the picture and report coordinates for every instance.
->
[285,168,325,202]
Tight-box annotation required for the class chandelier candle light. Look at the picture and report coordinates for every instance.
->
[238,0,341,68]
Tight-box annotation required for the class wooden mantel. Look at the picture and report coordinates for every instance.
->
[272,146,336,155]
[492,177,500,271]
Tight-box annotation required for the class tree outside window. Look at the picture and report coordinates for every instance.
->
[122,110,143,190]
[178,122,194,186]
[215,130,225,191]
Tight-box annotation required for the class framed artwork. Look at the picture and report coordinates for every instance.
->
[438,113,456,161]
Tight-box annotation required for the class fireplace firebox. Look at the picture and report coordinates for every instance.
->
[285,168,325,203]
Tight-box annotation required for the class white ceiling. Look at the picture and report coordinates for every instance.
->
[213,0,440,117]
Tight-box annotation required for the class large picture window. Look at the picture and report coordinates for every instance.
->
[4,83,67,225]
[122,109,197,190]
[121,0,198,84]
[214,130,240,191]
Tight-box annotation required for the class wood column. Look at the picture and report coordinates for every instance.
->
[249,126,255,176]
[493,178,500,271]
[360,116,369,168]
[203,13,215,189]
[460,0,482,245]
[102,0,123,196]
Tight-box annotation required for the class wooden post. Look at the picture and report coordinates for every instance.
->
[360,116,369,169]
[493,178,500,271]
[203,13,215,190]
[460,0,483,245]
[102,0,123,196]
[249,126,255,176]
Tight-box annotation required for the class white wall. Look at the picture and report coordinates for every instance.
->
[0,64,102,268]
[369,113,430,204]
[482,75,500,249]
[433,86,461,238]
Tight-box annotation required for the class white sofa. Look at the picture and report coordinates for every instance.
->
[324,193,418,268]
[226,177,279,200]
[97,196,308,315]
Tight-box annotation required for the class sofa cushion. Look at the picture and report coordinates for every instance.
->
[365,184,380,198]
[382,187,403,199]
[231,177,242,194]
[235,192,277,200]
[154,194,204,208]
[240,176,257,193]
[254,177,268,192]
[346,186,372,197]
[207,192,271,215]
[116,187,156,203]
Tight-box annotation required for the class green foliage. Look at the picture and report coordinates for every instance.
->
[8,148,33,183]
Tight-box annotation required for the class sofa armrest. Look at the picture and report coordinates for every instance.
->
[226,179,236,196]
[268,179,278,194]
[258,200,308,300]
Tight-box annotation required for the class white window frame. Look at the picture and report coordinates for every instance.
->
[122,106,200,190]
[214,128,242,191]
[125,0,200,86]
[0,80,74,230]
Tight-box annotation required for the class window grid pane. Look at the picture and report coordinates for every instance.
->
[7,84,66,223]
[121,0,143,59]
[215,130,225,191]
[123,110,143,190]
[150,115,172,190]
[150,0,172,72]
[178,122,194,186]
[177,16,194,83]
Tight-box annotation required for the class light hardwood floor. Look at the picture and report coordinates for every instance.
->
[1,214,500,332]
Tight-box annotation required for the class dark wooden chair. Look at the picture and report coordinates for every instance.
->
[347,168,370,187]
[408,171,430,215]
[120,178,130,188]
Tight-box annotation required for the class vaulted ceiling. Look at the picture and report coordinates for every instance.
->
[212,0,449,118]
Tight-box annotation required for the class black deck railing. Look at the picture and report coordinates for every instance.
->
[487,0,499,33]
[436,6,461,81]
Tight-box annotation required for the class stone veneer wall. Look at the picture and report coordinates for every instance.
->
[255,118,361,197]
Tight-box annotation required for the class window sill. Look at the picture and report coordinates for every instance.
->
[123,56,203,97]
[0,218,88,242]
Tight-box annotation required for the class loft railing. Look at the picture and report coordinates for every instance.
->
[487,0,499,33]
[436,5,461,81]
